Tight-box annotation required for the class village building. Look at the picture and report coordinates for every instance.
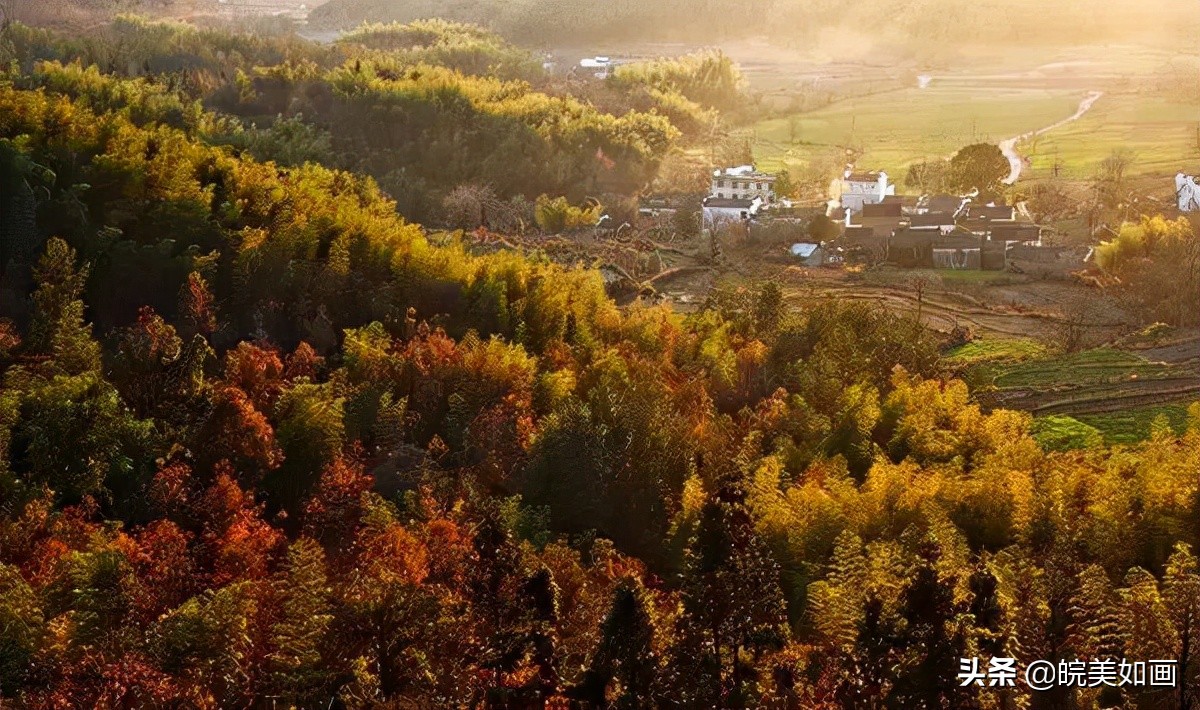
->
[843,225,887,263]
[711,166,777,203]
[702,196,762,230]
[931,233,990,270]
[882,194,921,213]
[579,56,614,79]
[886,229,1000,270]
[988,222,1042,244]
[789,242,825,266]
[960,203,1017,234]
[933,243,982,270]
[849,201,905,234]
[918,194,970,217]
[887,228,935,268]
[909,211,957,234]
[839,169,895,211]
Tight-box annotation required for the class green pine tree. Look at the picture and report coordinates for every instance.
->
[29,237,101,374]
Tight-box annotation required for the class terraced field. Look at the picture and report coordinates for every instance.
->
[950,335,1200,445]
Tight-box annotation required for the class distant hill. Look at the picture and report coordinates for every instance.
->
[308,0,1199,56]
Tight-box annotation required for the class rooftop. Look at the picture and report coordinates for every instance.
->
[910,212,955,228]
[966,204,1016,220]
[713,165,774,179]
[861,202,903,218]
[924,194,967,213]
[704,197,758,209]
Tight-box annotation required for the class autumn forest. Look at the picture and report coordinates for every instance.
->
[1,16,1200,710]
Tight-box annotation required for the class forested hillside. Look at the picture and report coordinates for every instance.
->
[2,19,1200,709]
[309,0,1199,56]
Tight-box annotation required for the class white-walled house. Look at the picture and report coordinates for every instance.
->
[703,196,762,229]
[579,56,613,79]
[711,166,777,204]
[839,169,895,212]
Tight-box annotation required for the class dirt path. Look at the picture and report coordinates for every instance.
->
[999,90,1104,184]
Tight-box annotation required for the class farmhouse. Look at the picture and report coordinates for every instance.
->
[919,194,969,216]
[848,201,905,235]
[839,169,895,211]
[887,228,935,267]
[579,56,614,79]
[711,166,777,203]
[931,233,988,270]
[969,204,1016,221]
[843,225,887,263]
[988,223,1042,244]
[909,211,957,234]
[702,196,761,229]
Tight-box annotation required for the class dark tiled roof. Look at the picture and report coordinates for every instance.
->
[704,198,756,209]
[883,195,920,207]
[889,227,935,245]
[990,223,1041,237]
[926,195,965,213]
[967,205,1015,220]
[861,202,903,218]
[910,212,955,227]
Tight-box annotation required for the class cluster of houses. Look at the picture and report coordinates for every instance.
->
[689,164,1082,276]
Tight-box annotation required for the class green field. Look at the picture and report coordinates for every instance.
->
[985,347,1174,389]
[948,340,1200,447]
[751,87,1083,178]
[1023,92,1200,179]
[1076,402,1194,445]
[944,338,1047,367]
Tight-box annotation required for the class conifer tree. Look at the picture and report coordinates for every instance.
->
[29,237,100,374]
[1068,564,1124,661]
[1164,544,1200,710]
[678,493,789,705]
[574,577,659,708]
[890,541,973,709]
[269,537,333,705]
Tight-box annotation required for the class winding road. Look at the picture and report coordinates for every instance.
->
[999,90,1104,184]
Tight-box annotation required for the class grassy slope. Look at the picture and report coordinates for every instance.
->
[751,87,1081,176]
[1023,93,1199,179]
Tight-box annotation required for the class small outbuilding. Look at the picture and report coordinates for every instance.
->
[790,242,825,266]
